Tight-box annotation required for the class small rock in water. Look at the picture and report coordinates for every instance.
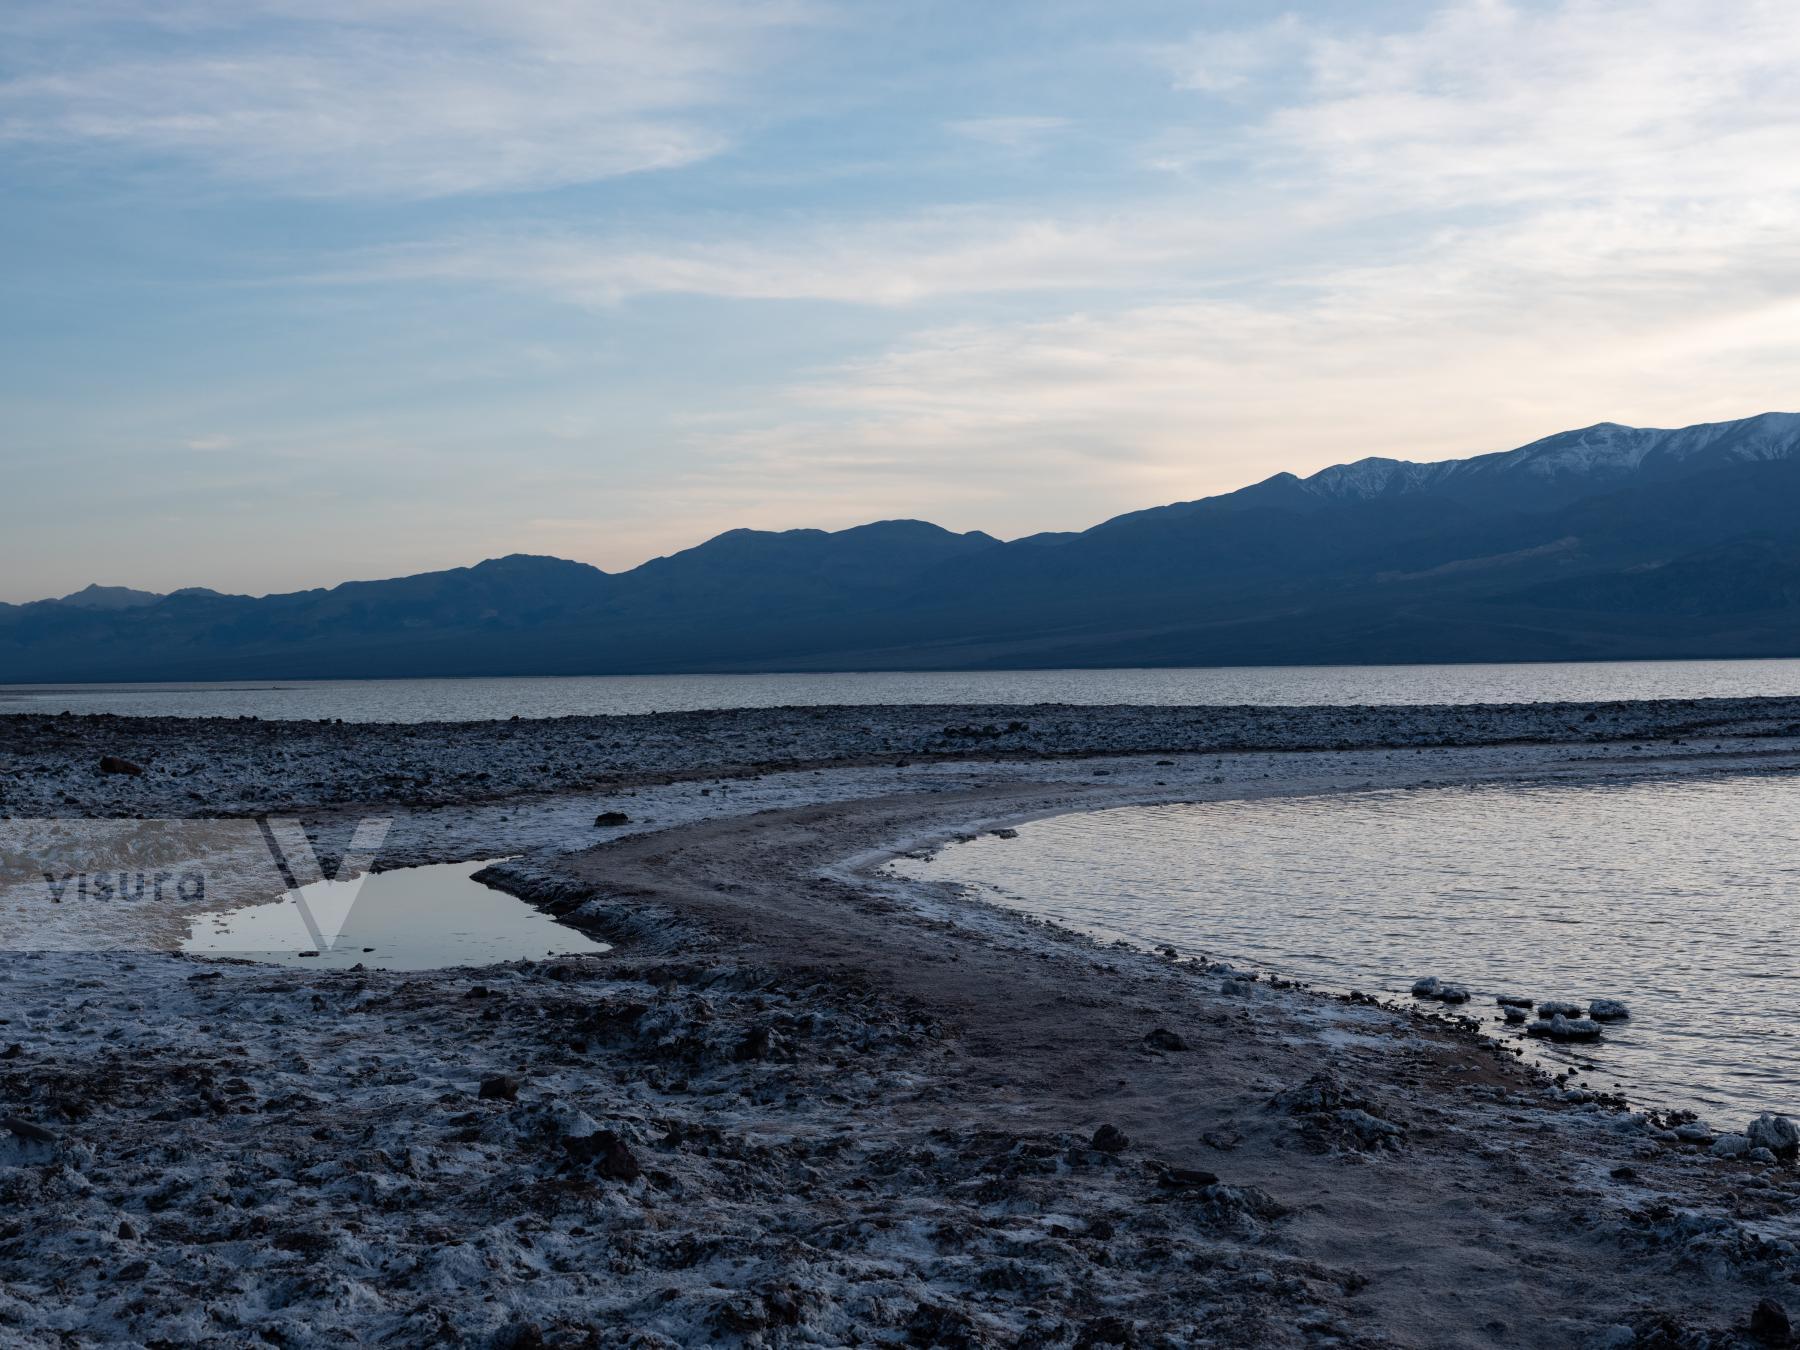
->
[1536,1001,1585,1020]
[593,811,631,828]
[1496,994,1534,1009]
[1090,1123,1130,1154]
[1526,1015,1602,1042]
[1673,1121,1715,1145]
[1410,975,1471,1003]
[1748,1113,1800,1159]
[1143,1027,1189,1052]
[1588,999,1631,1022]
[1501,1005,1529,1024]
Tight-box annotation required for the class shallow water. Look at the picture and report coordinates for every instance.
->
[10,657,1800,721]
[891,772,1800,1124]
[183,859,609,970]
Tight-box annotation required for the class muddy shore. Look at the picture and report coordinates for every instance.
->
[4,701,1800,1347]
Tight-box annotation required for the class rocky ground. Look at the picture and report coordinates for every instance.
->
[4,702,1800,1347]
[5,696,1800,818]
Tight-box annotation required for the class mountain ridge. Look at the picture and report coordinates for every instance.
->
[8,414,1800,681]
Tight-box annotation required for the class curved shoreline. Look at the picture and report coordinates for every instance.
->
[501,736,1800,1345]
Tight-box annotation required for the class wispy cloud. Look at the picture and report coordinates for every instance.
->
[1164,13,1310,95]
[662,0,1800,505]
[0,0,813,197]
[334,208,1233,306]
[944,115,1071,152]
[1164,0,1800,211]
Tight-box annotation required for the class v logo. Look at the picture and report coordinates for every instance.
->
[256,818,392,953]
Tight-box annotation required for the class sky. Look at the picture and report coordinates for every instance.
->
[3,0,1799,601]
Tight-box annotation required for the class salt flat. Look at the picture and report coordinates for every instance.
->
[3,702,1800,1346]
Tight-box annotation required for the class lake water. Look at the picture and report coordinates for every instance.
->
[8,657,1800,721]
[183,859,610,971]
[890,773,1800,1125]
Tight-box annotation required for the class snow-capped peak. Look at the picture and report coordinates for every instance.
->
[1295,412,1800,506]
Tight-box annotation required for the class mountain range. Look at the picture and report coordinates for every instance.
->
[8,412,1800,682]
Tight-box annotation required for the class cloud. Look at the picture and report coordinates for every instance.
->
[1176,0,1800,212]
[943,115,1070,152]
[0,0,813,197]
[1165,13,1310,95]
[670,199,1800,536]
[336,207,1230,306]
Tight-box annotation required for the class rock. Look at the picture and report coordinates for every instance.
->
[1750,1147,1779,1165]
[593,811,631,828]
[478,1074,524,1101]
[1502,1005,1529,1024]
[1336,1108,1405,1146]
[1220,979,1251,997]
[735,1025,782,1061]
[1143,1027,1188,1052]
[98,756,143,775]
[1537,1001,1585,1019]
[1075,1314,1136,1347]
[1751,1298,1792,1345]
[1268,1072,1406,1152]
[563,1128,640,1180]
[1496,994,1534,1009]
[1673,1122,1715,1144]
[1526,1015,1603,1042]
[1588,999,1631,1022]
[1712,1133,1751,1158]
[1149,1161,1219,1189]
[1410,976,1468,1003]
[1,1116,58,1145]
[1748,1113,1800,1159]
[1090,1123,1130,1154]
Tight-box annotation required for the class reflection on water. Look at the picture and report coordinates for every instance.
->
[9,657,1800,721]
[891,774,1800,1122]
[183,858,609,970]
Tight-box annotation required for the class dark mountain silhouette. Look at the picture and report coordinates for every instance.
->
[7,413,1800,682]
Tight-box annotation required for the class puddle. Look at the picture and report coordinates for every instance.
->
[182,859,610,970]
